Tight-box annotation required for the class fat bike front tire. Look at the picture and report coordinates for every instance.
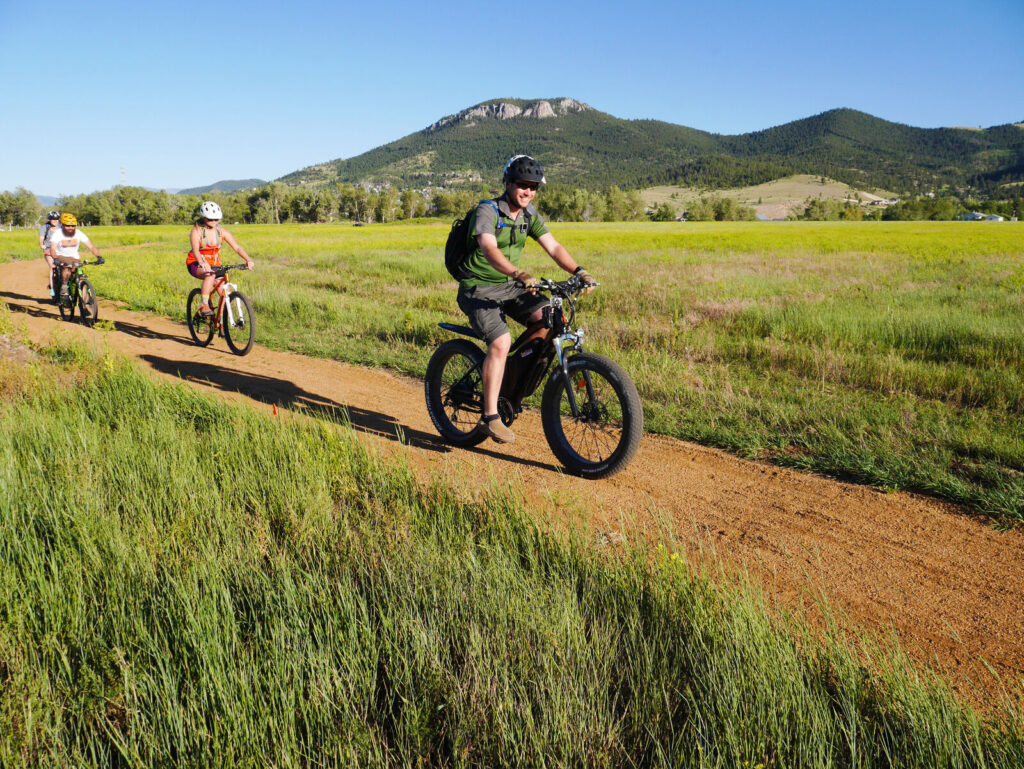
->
[424,339,488,447]
[540,352,643,479]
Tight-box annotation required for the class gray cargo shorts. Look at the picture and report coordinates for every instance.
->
[457,282,549,344]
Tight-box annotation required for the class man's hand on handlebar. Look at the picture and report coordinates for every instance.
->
[575,268,597,294]
[512,269,539,290]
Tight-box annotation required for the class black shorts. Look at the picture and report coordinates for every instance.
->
[457,282,548,344]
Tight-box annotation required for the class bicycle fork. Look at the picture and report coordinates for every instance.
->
[553,329,595,419]
[220,283,242,330]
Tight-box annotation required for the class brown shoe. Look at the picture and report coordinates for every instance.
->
[477,415,515,444]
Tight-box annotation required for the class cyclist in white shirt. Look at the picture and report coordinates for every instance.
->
[49,213,101,298]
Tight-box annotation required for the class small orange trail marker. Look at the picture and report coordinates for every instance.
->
[272,403,278,415]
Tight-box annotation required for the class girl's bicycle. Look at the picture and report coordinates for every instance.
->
[186,263,255,356]
[54,257,104,327]
[425,275,643,479]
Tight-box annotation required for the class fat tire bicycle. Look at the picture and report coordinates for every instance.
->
[186,263,255,356]
[425,276,643,479]
[54,257,104,327]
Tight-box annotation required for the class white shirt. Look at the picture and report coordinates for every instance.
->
[50,228,92,260]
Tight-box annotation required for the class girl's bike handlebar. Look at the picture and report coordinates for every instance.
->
[211,263,250,278]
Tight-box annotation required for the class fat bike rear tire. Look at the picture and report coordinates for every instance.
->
[425,339,488,447]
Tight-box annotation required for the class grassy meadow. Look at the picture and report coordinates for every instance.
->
[0,318,1021,765]
[3,221,1024,522]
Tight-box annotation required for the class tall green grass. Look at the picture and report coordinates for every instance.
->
[0,341,1020,766]
[4,222,1024,521]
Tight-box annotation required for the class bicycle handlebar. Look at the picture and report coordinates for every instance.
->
[530,275,601,296]
[211,263,250,277]
[54,256,104,267]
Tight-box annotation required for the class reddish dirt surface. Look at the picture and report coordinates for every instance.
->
[3,258,1023,707]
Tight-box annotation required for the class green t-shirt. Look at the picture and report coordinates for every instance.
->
[459,196,550,288]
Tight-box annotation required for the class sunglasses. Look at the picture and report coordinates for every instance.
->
[514,181,539,191]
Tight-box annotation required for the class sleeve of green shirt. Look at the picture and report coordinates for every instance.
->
[526,205,550,240]
[473,201,499,237]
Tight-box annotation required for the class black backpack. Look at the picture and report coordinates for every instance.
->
[444,199,532,280]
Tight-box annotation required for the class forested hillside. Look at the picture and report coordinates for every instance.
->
[280,99,1024,194]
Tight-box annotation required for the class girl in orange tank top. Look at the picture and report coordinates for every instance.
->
[188,205,255,316]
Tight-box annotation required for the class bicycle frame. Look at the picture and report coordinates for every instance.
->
[210,276,243,333]
[54,261,93,303]
[440,278,593,422]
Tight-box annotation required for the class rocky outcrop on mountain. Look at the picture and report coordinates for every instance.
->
[429,98,592,131]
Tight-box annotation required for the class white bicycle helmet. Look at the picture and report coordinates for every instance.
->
[199,201,223,220]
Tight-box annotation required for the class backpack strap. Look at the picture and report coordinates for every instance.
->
[479,199,504,231]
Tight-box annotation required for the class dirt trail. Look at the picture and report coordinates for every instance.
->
[3,258,1023,704]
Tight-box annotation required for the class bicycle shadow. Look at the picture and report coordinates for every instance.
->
[110,317,193,346]
[140,353,447,451]
[0,289,61,320]
[138,353,562,473]
[1,289,193,346]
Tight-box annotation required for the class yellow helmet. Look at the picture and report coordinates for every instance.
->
[60,213,78,226]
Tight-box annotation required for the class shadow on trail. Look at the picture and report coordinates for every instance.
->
[141,353,447,452]
[139,353,561,473]
[111,317,192,346]
[2,288,195,346]
[1,290,61,321]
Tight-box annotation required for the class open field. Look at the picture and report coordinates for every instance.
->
[1,324,1020,765]
[642,174,894,219]
[4,220,1024,523]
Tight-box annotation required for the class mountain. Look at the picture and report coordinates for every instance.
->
[178,179,266,196]
[279,99,1024,194]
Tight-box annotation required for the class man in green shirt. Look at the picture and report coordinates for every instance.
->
[456,155,596,443]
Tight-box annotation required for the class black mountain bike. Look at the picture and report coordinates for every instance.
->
[425,276,643,479]
[54,257,104,327]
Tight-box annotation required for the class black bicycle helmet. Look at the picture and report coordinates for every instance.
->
[502,154,546,185]
[47,210,59,220]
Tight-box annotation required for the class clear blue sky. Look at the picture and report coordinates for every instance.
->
[2,0,1022,197]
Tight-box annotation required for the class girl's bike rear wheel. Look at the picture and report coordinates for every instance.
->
[186,288,215,347]
[223,291,255,356]
[78,278,98,327]
[425,339,488,446]
[541,352,643,479]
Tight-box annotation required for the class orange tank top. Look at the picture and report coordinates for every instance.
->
[185,224,222,267]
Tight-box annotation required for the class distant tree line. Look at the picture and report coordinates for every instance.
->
[0,187,41,228]
[795,194,1022,221]
[3,183,1019,228]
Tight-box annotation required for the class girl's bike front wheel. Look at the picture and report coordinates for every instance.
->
[186,288,215,346]
[78,278,98,327]
[541,352,643,479]
[425,339,488,446]
[223,291,255,356]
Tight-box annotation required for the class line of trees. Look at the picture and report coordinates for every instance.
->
[794,195,1022,221]
[5,183,1020,228]
[52,183,439,226]
[0,188,41,228]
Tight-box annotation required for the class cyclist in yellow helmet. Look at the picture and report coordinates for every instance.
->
[49,213,102,298]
